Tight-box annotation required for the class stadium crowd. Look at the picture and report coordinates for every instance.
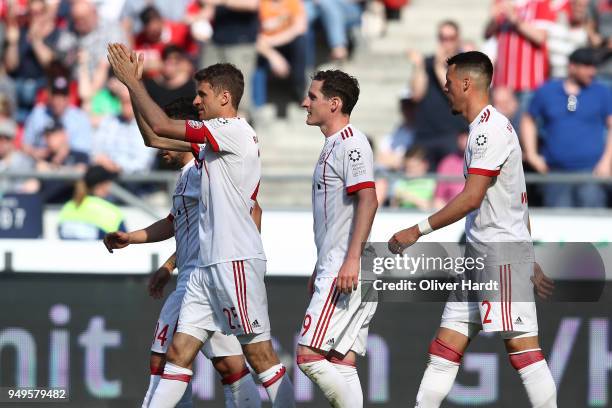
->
[1,0,612,233]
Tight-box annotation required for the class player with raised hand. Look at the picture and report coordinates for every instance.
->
[388,51,556,408]
[296,70,378,407]
[107,43,295,408]
[104,97,262,408]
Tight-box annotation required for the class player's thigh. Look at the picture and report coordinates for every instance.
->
[477,262,538,333]
[151,289,184,354]
[201,331,243,359]
[177,267,222,341]
[209,259,271,339]
[167,332,204,368]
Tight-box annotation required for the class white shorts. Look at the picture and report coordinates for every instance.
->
[298,277,378,356]
[441,262,538,335]
[177,259,271,344]
[151,288,243,358]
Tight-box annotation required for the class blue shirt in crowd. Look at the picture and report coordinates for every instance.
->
[528,79,612,170]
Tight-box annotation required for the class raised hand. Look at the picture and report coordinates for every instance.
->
[106,43,140,86]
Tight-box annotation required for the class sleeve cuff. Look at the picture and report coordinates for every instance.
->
[468,167,500,177]
[185,120,207,143]
[346,181,376,194]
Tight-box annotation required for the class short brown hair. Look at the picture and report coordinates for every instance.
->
[194,63,244,110]
[312,70,360,115]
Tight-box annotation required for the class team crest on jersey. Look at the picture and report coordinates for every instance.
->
[187,120,203,129]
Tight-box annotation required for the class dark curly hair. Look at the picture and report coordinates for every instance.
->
[312,70,360,115]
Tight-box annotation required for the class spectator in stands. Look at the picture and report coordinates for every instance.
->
[377,87,416,171]
[409,20,468,167]
[433,131,468,209]
[22,75,92,159]
[92,80,156,174]
[184,0,215,46]
[548,0,589,79]
[0,117,36,193]
[58,165,126,240]
[143,46,196,107]
[390,145,435,210]
[70,0,126,102]
[253,0,308,108]
[304,0,362,63]
[488,0,555,113]
[198,0,259,117]
[121,0,192,35]
[134,6,196,76]
[4,0,75,122]
[492,85,520,131]
[35,122,89,203]
[521,47,612,207]
[587,0,612,87]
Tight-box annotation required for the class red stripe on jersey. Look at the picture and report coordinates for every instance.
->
[346,181,376,194]
[240,261,253,333]
[185,121,220,151]
[262,366,286,388]
[233,262,250,334]
[161,373,191,382]
[348,126,353,136]
[428,338,463,363]
[251,181,260,201]
[500,265,506,331]
[468,168,500,177]
[509,350,545,370]
[315,288,340,349]
[310,277,336,348]
[221,368,250,385]
[322,141,338,230]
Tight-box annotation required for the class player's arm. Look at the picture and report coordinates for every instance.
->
[337,187,378,293]
[148,252,176,299]
[251,200,262,233]
[107,44,189,141]
[104,217,175,253]
[131,94,192,152]
[389,174,490,253]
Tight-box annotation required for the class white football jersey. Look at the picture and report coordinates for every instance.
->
[463,105,534,263]
[186,117,265,267]
[168,159,201,290]
[312,125,375,278]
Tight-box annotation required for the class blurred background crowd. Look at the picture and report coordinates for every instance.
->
[1,0,612,239]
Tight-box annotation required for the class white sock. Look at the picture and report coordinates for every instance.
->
[414,355,460,408]
[142,374,161,408]
[176,381,193,408]
[258,364,295,408]
[149,362,193,408]
[331,360,363,408]
[298,356,354,407]
[510,351,557,408]
[222,368,261,407]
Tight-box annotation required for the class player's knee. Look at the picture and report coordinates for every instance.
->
[242,340,279,372]
[150,352,166,376]
[212,355,247,378]
[166,342,193,368]
[428,338,463,364]
[508,349,545,371]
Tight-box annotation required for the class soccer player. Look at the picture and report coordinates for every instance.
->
[388,51,556,408]
[107,44,295,408]
[103,98,261,408]
[296,70,378,407]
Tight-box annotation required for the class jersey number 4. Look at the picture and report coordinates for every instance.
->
[154,322,170,347]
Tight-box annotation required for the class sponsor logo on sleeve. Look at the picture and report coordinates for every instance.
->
[349,148,366,177]
[473,134,488,159]
[187,120,203,129]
